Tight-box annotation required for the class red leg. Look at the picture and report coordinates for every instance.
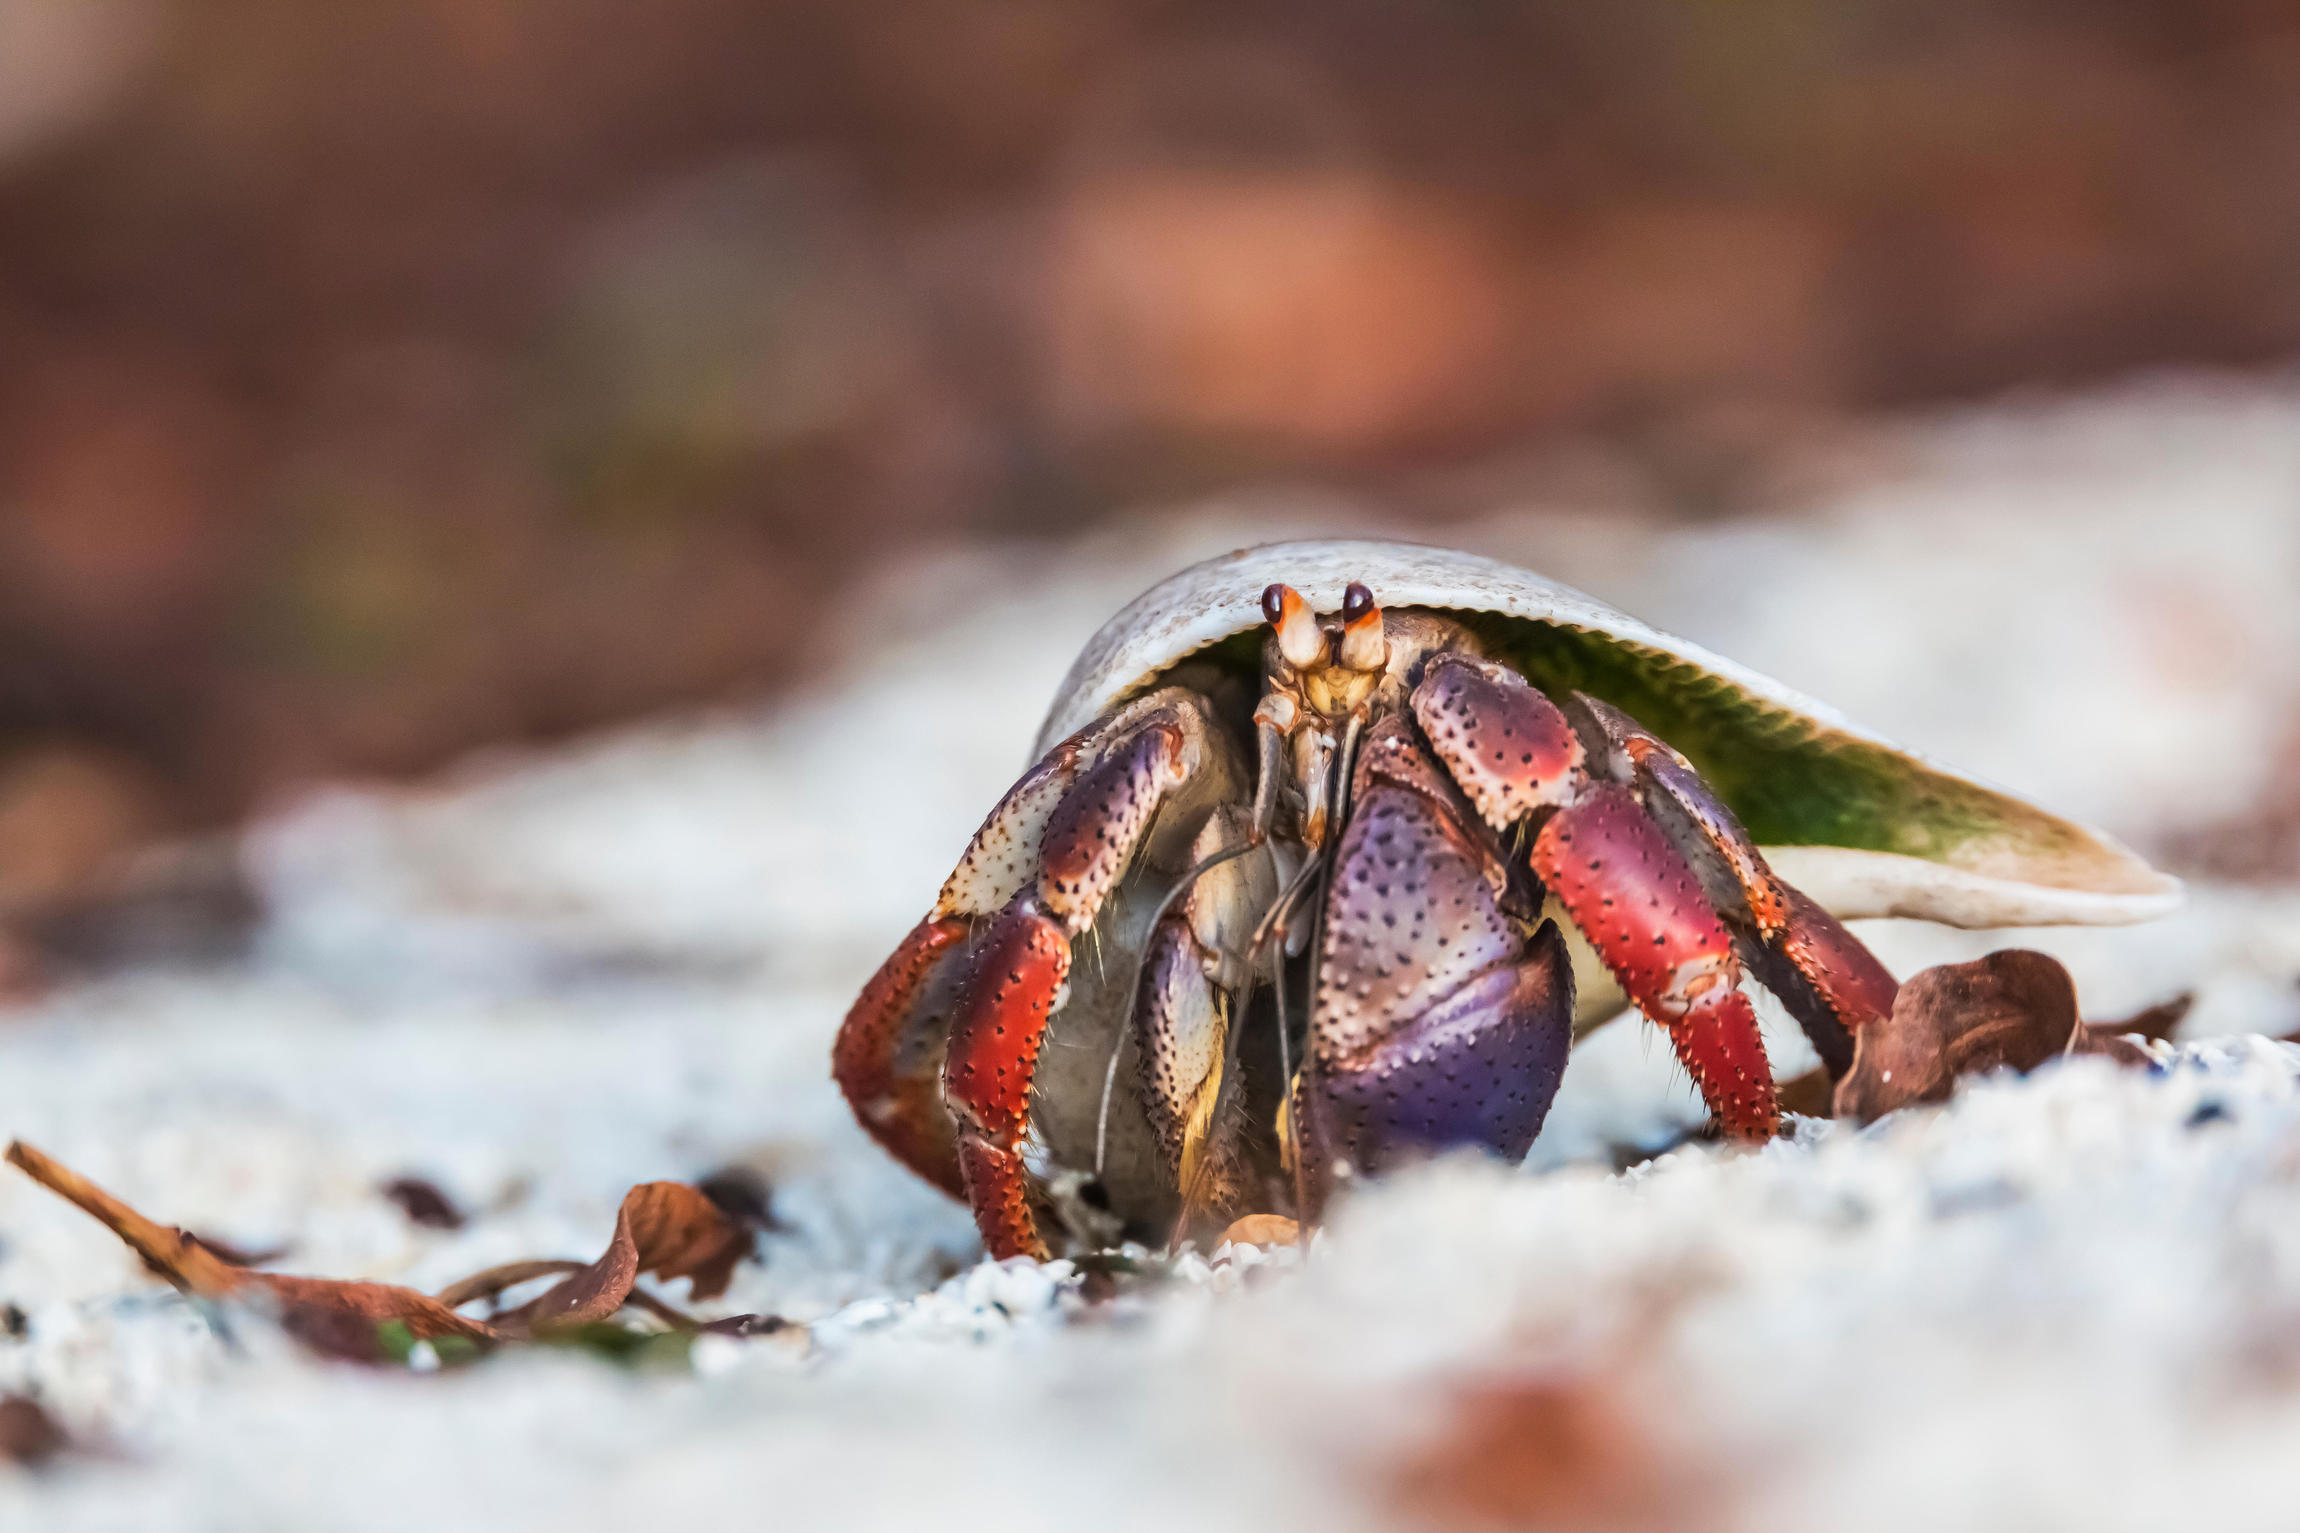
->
[1572,694,1898,1079]
[1531,784,1778,1137]
[837,685,1239,1258]
[834,715,1106,1198]
[1412,654,1779,1139]
[939,707,1231,1259]
[943,902,1074,1259]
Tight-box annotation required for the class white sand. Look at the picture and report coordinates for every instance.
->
[2,375,2298,1530]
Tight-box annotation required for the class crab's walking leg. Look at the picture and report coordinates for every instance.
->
[943,900,1076,1258]
[832,720,1104,1198]
[1133,808,1273,1240]
[937,695,1237,1260]
[1413,654,1779,1138]
[1301,717,1574,1213]
[1534,784,1778,1135]
[1570,696,1898,1079]
[835,691,1233,1252]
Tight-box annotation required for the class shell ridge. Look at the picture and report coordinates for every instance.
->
[1029,538,2177,925]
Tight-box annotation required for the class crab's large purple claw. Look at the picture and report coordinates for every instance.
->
[1303,718,1575,1211]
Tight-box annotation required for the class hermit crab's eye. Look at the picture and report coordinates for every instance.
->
[1264,583,1324,670]
[1338,582,1387,671]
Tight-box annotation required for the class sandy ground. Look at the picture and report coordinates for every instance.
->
[2,376,2298,1529]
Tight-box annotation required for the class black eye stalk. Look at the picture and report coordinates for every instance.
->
[1342,582,1375,622]
[1261,584,1288,626]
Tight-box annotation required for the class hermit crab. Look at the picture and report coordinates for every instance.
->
[836,540,2177,1259]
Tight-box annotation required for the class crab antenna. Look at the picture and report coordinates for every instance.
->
[1263,583,1325,671]
[1336,582,1387,671]
[1288,712,1359,1240]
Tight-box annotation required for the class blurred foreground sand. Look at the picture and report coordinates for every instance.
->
[0,376,2297,1529]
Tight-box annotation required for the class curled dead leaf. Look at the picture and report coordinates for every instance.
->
[1833,950,2152,1124]
[6,1145,771,1364]
[500,1182,753,1334]
[432,1259,586,1312]
[3,1141,501,1364]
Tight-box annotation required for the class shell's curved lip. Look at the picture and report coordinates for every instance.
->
[1038,539,1643,751]
[1039,536,1885,749]
[1761,846,2183,929]
[1033,537,2178,919]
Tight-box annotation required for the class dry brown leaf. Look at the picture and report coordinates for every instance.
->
[1833,950,2151,1124]
[514,1182,753,1333]
[7,1145,770,1361]
[432,1259,586,1312]
[252,1275,503,1364]
[5,1141,503,1364]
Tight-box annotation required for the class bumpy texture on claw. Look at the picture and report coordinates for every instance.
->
[1411,655,1779,1139]
[1306,719,1576,1207]
[943,901,1073,1260]
[836,683,1227,1260]
[1411,653,1586,826]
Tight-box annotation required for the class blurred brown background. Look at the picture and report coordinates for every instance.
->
[2,0,2298,957]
